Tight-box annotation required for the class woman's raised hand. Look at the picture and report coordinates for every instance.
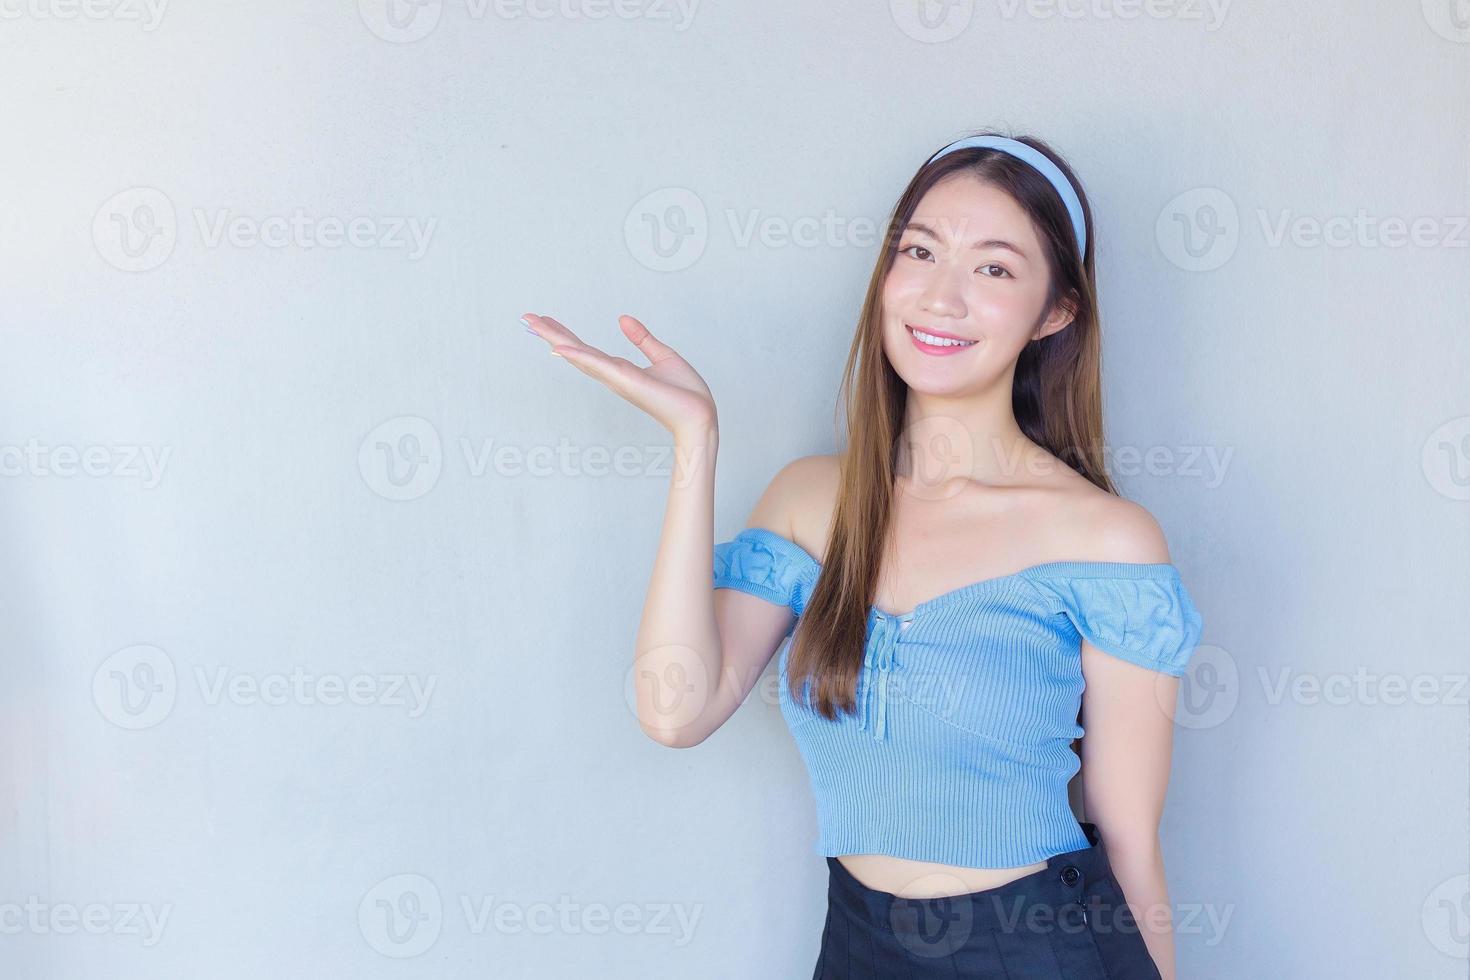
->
[524,313,717,441]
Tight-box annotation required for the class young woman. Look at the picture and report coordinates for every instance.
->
[523,131,1203,979]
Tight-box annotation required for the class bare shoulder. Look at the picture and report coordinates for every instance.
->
[1056,480,1174,564]
[742,453,840,553]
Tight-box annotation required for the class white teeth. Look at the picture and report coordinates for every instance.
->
[909,326,975,348]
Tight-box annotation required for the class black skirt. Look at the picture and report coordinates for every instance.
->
[811,823,1163,979]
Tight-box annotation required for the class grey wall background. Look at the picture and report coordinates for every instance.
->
[2,2,1467,977]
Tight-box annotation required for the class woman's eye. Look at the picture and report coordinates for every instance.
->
[899,244,932,261]
[977,263,1012,278]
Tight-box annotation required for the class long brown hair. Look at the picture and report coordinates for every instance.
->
[789,130,1114,722]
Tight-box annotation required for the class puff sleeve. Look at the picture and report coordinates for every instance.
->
[1031,566,1204,676]
[712,527,821,617]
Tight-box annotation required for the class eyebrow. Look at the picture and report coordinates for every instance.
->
[902,221,1030,261]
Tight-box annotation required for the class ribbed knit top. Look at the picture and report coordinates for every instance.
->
[712,526,1204,868]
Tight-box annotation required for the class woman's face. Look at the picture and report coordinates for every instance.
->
[881,172,1071,394]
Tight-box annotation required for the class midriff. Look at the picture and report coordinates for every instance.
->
[836,853,1049,898]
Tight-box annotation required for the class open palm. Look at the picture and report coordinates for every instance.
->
[524,313,717,440]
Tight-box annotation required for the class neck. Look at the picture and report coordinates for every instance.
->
[895,385,1050,490]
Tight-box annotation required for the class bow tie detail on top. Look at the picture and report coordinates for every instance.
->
[858,612,906,741]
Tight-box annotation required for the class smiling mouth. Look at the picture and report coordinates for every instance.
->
[906,323,977,349]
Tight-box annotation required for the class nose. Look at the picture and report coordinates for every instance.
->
[915,263,968,320]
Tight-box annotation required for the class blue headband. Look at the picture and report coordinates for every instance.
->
[926,135,1087,258]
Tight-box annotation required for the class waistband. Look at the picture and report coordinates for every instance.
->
[825,821,1117,939]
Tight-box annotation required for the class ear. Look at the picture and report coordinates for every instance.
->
[1033,293,1078,341]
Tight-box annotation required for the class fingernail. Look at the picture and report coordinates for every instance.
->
[525,325,538,336]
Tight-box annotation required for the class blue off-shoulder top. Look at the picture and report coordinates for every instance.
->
[713,526,1204,869]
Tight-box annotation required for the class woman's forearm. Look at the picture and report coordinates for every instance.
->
[1108,842,1177,979]
[631,423,723,746]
